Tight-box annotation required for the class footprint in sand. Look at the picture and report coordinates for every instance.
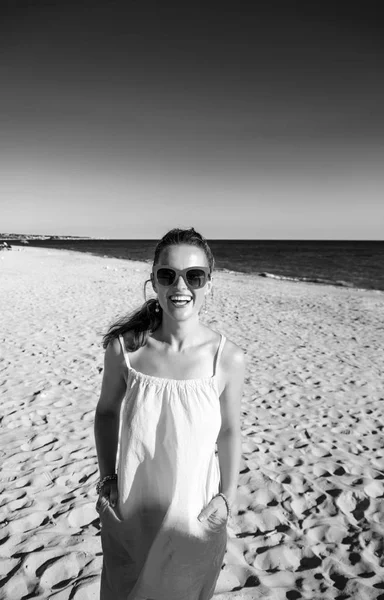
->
[253,544,302,571]
[20,433,57,452]
[7,511,48,534]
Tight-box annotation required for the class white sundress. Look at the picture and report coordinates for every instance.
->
[97,332,229,600]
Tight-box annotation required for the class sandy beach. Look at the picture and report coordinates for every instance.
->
[1,246,383,600]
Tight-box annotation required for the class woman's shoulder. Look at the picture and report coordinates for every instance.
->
[206,327,245,366]
[206,328,246,391]
[105,334,123,354]
[103,335,127,374]
[222,337,246,369]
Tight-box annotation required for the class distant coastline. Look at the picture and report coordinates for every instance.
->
[0,233,92,241]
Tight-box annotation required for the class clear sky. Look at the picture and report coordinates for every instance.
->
[1,1,383,239]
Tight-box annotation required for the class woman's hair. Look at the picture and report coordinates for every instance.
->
[102,227,215,351]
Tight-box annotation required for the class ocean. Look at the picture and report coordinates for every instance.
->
[7,239,384,292]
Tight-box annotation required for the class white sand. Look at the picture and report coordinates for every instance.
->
[1,246,384,600]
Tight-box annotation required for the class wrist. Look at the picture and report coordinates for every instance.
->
[219,489,236,507]
[99,471,116,480]
[96,473,117,495]
[216,492,232,518]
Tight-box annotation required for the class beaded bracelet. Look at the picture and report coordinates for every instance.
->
[216,492,232,519]
[96,474,117,495]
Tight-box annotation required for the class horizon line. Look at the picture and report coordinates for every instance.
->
[1,234,383,242]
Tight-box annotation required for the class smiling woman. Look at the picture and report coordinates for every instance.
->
[153,264,211,308]
[94,227,245,600]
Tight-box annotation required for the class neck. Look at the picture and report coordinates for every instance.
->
[155,314,203,352]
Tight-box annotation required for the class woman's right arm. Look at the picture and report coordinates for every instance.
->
[94,337,127,480]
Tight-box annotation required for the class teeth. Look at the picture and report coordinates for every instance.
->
[170,296,191,301]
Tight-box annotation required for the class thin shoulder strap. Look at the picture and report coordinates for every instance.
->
[118,334,131,368]
[214,333,226,376]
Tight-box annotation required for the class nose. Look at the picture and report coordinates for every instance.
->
[174,274,189,289]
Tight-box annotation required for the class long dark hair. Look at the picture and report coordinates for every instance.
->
[102,227,215,351]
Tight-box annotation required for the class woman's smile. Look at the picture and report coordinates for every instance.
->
[168,294,193,308]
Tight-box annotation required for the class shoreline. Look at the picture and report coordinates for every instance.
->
[1,246,383,599]
[5,243,383,295]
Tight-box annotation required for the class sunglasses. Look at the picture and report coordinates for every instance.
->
[152,265,211,289]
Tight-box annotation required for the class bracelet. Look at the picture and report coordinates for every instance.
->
[216,492,232,519]
[96,474,117,495]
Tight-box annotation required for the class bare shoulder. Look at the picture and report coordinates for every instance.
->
[220,336,246,395]
[96,335,127,416]
[205,327,246,393]
[108,335,123,354]
[205,326,245,368]
[215,335,246,433]
[104,335,126,370]
[221,336,246,370]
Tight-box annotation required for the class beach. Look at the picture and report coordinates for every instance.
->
[1,246,383,600]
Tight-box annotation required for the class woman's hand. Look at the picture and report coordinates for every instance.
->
[198,494,229,523]
[96,480,118,513]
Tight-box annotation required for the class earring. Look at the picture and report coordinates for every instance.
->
[204,295,208,314]
[155,300,160,313]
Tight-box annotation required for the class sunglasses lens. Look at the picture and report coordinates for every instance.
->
[155,267,208,288]
[156,268,176,286]
[186,269,207,288]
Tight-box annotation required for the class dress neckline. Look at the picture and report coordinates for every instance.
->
[128,364,216,385]
[119,332,224,393]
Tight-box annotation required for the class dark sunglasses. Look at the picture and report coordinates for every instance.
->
[152,265,211,289]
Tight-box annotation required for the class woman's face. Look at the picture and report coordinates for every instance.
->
[151,244,212,321]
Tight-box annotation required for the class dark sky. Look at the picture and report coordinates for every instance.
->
[1,1,383,238]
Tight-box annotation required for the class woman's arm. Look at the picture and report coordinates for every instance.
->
[94,337,127,479]
[217,343,246,507]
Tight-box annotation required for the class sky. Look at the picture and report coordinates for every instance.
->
[1,1,383,239]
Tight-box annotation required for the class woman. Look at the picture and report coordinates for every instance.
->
[94,227,245,600]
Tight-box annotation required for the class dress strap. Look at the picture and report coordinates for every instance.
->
[118,334,131,368]
[213,334,226,377]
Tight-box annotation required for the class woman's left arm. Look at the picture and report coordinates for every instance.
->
[217,344,246,508]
